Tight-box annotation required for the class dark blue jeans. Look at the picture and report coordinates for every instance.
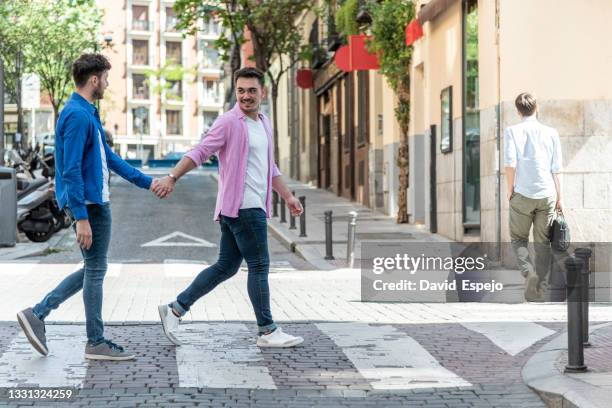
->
[172,208,276,334]
[33,204,111,345]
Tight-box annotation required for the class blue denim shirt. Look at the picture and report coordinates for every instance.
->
[55,93,152,220]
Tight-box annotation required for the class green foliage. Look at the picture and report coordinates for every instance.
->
[367,0,414,129]
[335,0,360,37]
[144,62,197,101]
[0,0,103,119]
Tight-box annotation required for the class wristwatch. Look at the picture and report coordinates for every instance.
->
[167,173,177,182]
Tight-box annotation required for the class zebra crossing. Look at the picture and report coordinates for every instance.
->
[0,321,558,391]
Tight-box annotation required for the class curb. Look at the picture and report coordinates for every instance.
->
[267,221,336,271]
[0,227,71,261]
[522,322,612,408]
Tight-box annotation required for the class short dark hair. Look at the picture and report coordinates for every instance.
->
[72,53,111,88]
[515,92,537,117]
[234,67,265,88]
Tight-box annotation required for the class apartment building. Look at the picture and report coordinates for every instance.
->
[98,0,224,161]
[409,0,612,247]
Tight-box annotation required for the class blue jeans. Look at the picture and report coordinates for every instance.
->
[32,204,111,345]
[172,208,277,334]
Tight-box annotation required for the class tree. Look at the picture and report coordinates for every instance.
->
[144,61,198,155]
[26,0,102,124]
[173,0,317,162]
[366,0,414,223]
[0,0,36,142]
[0,0,103,129]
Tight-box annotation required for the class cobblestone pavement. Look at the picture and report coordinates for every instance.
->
[0,321,573,407]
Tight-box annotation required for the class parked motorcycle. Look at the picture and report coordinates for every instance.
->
[10,148,71,242]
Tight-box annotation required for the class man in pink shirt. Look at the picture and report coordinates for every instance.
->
[153,67,304,347]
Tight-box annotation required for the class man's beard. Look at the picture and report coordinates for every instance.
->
[92,84,105,100]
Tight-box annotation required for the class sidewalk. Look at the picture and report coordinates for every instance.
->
[523,322,612,408]
[0,228,71,261]
[253,175,447,270]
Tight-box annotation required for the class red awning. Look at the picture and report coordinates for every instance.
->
[334,35,380,72]
[296,69,314,89]
[405,19,423,46]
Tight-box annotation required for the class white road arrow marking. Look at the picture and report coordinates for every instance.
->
[141,231,217,248]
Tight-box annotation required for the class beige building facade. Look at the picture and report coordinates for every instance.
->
[410,0,612,250]
[274,2,404,217]
[98,0,224,161]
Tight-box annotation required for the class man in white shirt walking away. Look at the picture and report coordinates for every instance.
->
[504,92,563,302]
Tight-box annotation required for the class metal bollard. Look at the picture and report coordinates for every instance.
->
[272,191,279,217]
[280,197,287,223]
[564,255,587,373]
[289,191,296,230]
[574,247,593,347]
[346,211,358,268]
[324,210,334,260]
[299,196,307,237]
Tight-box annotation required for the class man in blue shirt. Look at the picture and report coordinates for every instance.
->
[16,54,164,360]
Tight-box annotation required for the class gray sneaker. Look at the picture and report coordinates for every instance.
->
[17,308,48,356]
[85,340,135,361]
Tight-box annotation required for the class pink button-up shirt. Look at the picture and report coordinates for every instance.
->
[185,103,281,220]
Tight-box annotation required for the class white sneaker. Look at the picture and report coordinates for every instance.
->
[256,327,303,348]
[158,304,182,346]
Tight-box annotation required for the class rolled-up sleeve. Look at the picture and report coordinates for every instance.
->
[272,163,281,178]
[503,128,517,168]
[185,118,226,166]
[551,131,563,173]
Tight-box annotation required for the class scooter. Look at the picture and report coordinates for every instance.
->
[11,150,71,242]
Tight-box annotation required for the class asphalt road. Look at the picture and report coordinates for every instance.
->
[30,168,312,269]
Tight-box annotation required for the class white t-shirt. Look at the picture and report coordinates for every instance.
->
[86,129,110,204]
[240,116,268,210]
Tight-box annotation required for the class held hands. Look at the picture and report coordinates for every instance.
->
[286,196,303,217]
[151,176,175,199]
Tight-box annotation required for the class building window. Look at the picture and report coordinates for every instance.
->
[440,86,452,154]
[132,40,149,65]
[200,41,219,68]
[202,112,217,133]
[167,80,182,100]
[166,41,182,64]
[203,79,220,104]
[132,5,150,31]
[463,0,481,228]
[132,74,149,99]
[202,18,220,36]
[132,107,149,135]
[166,110,182,135]
[165,7,178,32]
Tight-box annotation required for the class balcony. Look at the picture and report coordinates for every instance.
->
[200,93,222,109]
[131,20,152,32]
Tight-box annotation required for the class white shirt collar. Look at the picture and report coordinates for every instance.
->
[522,114,537,122]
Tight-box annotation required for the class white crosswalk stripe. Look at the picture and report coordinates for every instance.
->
[461,322,556,356]
[0,325,87,387]
[316,322,471,390]
[175,323,277,389]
